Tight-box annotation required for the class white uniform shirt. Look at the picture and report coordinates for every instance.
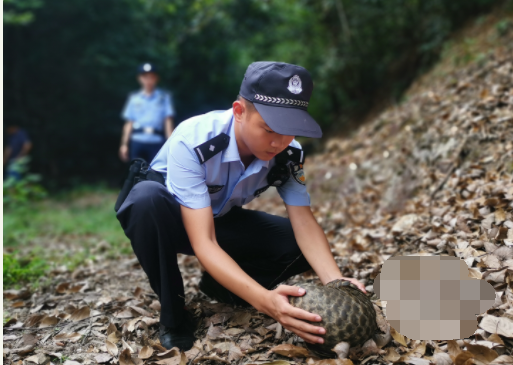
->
[151,108,310,217]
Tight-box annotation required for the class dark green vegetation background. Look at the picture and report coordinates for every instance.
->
[3,0,499,186]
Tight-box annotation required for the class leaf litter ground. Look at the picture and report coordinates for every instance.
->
[4,30,513,365]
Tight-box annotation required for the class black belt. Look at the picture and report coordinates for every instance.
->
[132,127,165,136]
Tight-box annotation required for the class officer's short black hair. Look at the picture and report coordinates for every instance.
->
[237,94,257,114]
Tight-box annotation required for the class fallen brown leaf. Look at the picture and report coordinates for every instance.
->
[465,344,499,363]
[106,339,118,356]
[270,344,310,358]
[69,306,90,321]
[119,348,135,365]
[24,353,48,364]
[138,345,153,359]
[390,326,407,346]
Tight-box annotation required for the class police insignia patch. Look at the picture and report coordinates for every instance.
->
[254,185,270,197]
[207,185,224,194]
[291,163,306,185]
[287,75,302,94]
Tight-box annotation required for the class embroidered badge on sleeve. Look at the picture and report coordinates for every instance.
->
[290,163,306,185]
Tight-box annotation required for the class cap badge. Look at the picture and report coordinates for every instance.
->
[287,75,302,94]
[143,63,152,72]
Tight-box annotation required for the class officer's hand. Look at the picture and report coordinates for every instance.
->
[261,285,325,345]
[119,145,129,162]
[339,276,367,294]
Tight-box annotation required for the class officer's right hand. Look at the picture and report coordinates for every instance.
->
[260,285,325,345]
[119,145,129,162]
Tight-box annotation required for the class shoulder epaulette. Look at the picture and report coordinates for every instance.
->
[275,146,304,165]
[194,133,230,164]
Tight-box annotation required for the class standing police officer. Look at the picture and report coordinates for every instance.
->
[119,63,175,163]
[116,62,366,351]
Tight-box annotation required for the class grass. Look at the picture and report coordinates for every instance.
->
[3,185,131,289]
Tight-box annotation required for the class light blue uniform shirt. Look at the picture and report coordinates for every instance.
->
[150,108,310,217]
[122,88,175,144]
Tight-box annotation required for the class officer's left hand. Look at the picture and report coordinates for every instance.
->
[119,145,129,162]
[339,277,367,293]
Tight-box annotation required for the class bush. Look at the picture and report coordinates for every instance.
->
[3,157,47,209]
[3,253,49,288]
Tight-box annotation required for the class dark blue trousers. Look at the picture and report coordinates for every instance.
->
[116,181,311,328]
[129,140,164,163]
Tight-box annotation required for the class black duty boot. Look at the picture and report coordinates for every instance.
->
[198,271,251,307]
[159,310,197,350]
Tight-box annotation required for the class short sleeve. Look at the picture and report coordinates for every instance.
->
[164,93,175,118]
[276,140,311,206]
[122,94,134,122]
[166,135,211,209]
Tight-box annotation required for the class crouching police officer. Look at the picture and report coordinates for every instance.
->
[119,63,175,163]
[116,62,366,351]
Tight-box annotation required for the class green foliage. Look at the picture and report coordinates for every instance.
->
[3,157,47,209]
[3,253,49,288]
[3,0,501,182]
[3,187,130,288]
[496,19,513,36]
[3,186,127,248]
[3,0,43,25]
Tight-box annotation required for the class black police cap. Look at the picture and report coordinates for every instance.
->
[239,61,322,138]
[138,63,158,74]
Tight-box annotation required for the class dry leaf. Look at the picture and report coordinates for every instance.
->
[433,352,453,365]
[122,337,135,353]
[332,341,350,359]
[24,353,48,364]
[53,332,81,343]
[228,343,243,362]
[23,333,39,346]
[192,355,230,364]
[486,334,504,345]
[489,355,513,364]
[69,306,90,321]
[95,353,112,363]
[479,315,513,337]
[106,339,118,356]
[107,322,118,335]
[154,353,187,365]
[39,315,60,328]
[24,314,45,327]
[384,347,401,362]
[465,344,499,363]
[207,323,229,339]
[454,351,474,365]
[138,345,153,359]
[392,214,418,233]
[270,344,310,358]
[107,330,121,344]
[129,306,152,317]
[3,289,31,300]
[228,311,251,327]
[119,348,135,365]
[156,347,181,358]
[390,327,407,346]
[10,344,35,355]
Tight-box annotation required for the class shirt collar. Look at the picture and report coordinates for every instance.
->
[221,109,269,171]
[139,88,159,99]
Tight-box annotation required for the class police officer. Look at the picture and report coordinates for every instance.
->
[116,62,366,351]
[119,63,175,163]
